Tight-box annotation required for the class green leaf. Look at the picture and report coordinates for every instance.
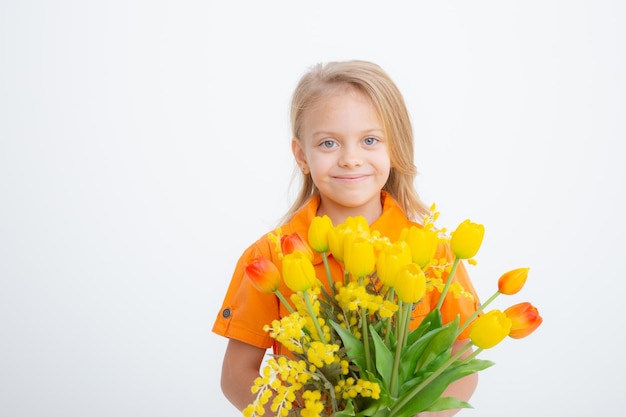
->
[330,320,366,371]
[393,359,492,417]
[406,308,442,345]
[370,325,393,388]
[416,317,459,371]
[399,326,446,382]
[333,399,356,417]
[424,396,472,412]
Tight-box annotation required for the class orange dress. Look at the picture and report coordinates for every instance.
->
[212,192,480,356]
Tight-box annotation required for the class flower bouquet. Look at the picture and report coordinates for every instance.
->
[242,206,542,417]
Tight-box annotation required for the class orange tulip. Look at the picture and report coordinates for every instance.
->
[394,263,426,303]
[344,237,376,278]
[282,251,317,292]
[401,225,439,268]
[281,233,314,261]
[450,219,484,259]
[470,310,511,349]
[376,241,412,287]
[244,256,281,294]
[498,267,529,295]
[504,302,543,339]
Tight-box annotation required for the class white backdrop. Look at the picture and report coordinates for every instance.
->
[1,1,624,416]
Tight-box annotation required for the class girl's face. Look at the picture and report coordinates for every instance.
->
[292,88,391,225]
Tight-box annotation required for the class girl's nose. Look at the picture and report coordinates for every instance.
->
[339,144,363,167]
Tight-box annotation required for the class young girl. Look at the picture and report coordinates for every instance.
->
[213,60,480,417]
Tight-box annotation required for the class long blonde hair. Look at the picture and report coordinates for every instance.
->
[282,60,429,223]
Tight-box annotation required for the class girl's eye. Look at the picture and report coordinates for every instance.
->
[363,137,379,146]
[320,140,337,149]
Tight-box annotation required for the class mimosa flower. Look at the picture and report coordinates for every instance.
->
[401,225,439,268]
[344,237,376,278]
[282,251,317,292]
[244,256,281,294]
[498,267,530,295]
[450,219,485,259]
[504,302,543,339]
[394,263,426,303]
[281,233,314,261]
[308,215,334,253]
[376,240,412,287]
[470,310,512,349]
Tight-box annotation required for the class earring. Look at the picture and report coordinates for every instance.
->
[301,165,309,175]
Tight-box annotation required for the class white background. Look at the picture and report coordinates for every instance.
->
[1,1,624,416]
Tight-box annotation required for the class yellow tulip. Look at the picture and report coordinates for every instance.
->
[401,225,439,267]
[344,237,376,278]
[450,219,485,259]
[376,241,412,287]
[394,263,426,303]
[469,310,512,349]
[345,215,371,239]
[282,250,317,292]
[328,224,352,262]
[498,267,529,295]
[308,215,334,253]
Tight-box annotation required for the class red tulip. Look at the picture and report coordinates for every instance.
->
[504,302,543,339]
[281,233,314,261]
[244,256,281,294]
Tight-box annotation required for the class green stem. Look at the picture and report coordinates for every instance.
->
[456,291,501,337]
[274,289,294,314]
[322,252,335,298]
[359,275,372,373]
[435,257,460,311]
[389,341,474,417]
[384,287,395,345]
[389,301,412,397]
[304,290,326,343]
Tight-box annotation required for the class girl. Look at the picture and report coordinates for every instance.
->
[213,60,480,417]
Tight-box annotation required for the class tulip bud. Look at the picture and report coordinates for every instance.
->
[376,241,412,287]
[450,219,485,259]
[344,237,376,278]
[282,251,317,292]
[244,256,281,294]
[281,233,314,261]
[498,267,529,295]
[470,310,512,349]
[328,224,353,262]
[345,215,371,239]
[394,263,426,303]
[504,302,543,339]
[308,215,333,253]
[402,225,439,268]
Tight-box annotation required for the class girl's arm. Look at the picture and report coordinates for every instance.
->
[417,340,479,417]
[220,338,267,411]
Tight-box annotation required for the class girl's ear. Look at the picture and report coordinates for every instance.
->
[291,138,306,167]
[292,137,308,172]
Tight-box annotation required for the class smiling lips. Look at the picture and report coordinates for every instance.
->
[333,173,370,182]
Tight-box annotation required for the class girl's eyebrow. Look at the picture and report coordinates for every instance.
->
[311,128,384,138]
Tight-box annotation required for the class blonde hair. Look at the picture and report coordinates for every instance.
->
[282,60,429,223]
